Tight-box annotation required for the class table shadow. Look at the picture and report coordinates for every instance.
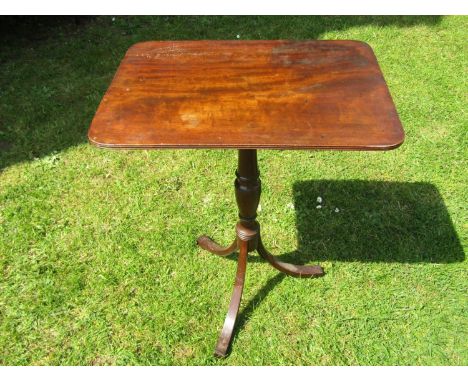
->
[227,180,464,355]
[285,180,463,264]
[235,180,463,265]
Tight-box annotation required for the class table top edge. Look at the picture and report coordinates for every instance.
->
[88,132,405,151]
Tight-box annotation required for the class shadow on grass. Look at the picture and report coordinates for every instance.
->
[225,180,464,355]
[289,180,463,264]
[0,16,93,47]
[0,16,442,171]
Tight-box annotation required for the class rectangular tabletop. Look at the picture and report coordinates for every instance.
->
[88,40,404,150]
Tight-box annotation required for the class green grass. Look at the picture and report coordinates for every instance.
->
[0,16,467,365]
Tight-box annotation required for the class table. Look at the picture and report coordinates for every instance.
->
[88,40,404,357]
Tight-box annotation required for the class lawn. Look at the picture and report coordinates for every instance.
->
[0,16,466,365]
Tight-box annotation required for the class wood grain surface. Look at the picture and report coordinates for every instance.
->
[88,40,404,150]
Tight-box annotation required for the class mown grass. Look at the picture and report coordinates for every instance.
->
[0,16,467,365]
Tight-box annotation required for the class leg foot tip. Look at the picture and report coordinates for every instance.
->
[196,235,208,245]
[213,349,227,358]
[299,265,325,278]
[214,342,229,358]
[312,266,325,277]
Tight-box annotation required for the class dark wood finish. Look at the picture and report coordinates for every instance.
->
[88,40,404,150]
[196,237,238,257]
[257,237,324,277]
[213,238,248,358]
[87,40,405,357]
[199,149,324,357]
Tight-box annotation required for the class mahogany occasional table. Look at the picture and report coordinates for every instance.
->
[88,40,404,357]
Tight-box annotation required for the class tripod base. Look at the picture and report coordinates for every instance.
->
[197,222,324,358]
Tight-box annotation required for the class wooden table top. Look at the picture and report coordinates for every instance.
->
[88,40,404,150]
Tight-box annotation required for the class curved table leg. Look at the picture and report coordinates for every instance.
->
[197,236,238,257]
[214,239,248,358]
[257,237,324,278]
